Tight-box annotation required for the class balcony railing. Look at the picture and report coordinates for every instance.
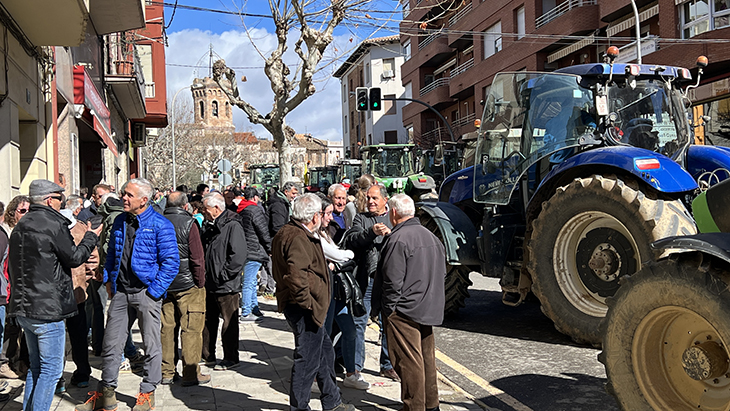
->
[421,127,450,142]
[418,30,446,50]
[452,113,476,128]
[448,2,472,26]
[536,0,597,28]
[419,77,450,96]
[145,83,155,98]
[451,58,474,78]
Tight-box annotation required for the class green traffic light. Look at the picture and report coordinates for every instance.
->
[373,102,378,107]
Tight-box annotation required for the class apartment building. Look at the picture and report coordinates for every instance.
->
[0,0,167,202]
[400,0,730,148]
[334,36,409,158]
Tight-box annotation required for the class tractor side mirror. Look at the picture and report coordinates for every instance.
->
[434,144,444,166]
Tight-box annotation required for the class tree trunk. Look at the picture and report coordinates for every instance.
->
[270,124,294,184]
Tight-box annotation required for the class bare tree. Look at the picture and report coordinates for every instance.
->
[212,0,369,183]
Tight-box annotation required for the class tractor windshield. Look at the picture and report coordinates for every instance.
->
[475,72,595,204]
[252,167,280,186]
[369,148,413,177]
[608,79,688,157]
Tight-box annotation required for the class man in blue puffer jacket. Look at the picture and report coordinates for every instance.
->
[77,178,179,411]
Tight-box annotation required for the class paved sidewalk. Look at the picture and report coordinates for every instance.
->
[0,298,481,411]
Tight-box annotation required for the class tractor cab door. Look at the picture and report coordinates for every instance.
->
[474,72,595,205]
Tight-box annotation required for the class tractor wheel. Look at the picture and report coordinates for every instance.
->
[601,256,730,411]
[419,212,473,315]
[527,175,695,345]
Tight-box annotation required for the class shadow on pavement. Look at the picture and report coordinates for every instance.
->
[481,372,618,411]
[438,288,582,347]
[168,384,287,410]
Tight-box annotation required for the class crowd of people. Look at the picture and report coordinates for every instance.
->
[0,174,447,411]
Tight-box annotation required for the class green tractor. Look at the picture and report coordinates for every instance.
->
[361,144,436,200]
[305,166,338,194]
[248,163,280,201]
[337,158,362,188]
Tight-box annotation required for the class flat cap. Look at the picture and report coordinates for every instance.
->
[29,179,65,197]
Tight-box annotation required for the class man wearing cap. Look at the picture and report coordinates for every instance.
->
[8,179,102,411]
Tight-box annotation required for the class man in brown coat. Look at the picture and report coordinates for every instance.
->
[272,193,355,411]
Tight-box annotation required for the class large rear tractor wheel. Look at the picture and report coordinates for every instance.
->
[527,175,696,345]
[601,256,730,411]
[419,213,473,315]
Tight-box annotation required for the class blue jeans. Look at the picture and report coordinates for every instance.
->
[0,305,6,346]
[241,261,262,316]
[325,298,357,373]
[17,317,66,411]
[353,277,392,372]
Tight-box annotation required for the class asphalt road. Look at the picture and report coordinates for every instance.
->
[434,273,620,411]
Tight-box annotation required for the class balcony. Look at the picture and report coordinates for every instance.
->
[451,58,473,78]
[452,113,476,128]
[536,0,597,29]
[89,0,146,35]
[105,33,147,119]
[420,77,450,96]
[145,83,155,98]
[448,2,472,27]
[422,127,451,143]
[419,31,447,51]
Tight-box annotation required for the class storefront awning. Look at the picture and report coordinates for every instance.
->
[73,66,117,156]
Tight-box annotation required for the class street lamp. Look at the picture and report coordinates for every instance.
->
[170,86,189,189]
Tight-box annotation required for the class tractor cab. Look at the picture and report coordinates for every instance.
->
[249,163,280,200]
[361,144,436,199]
[306,166,338,193]
[474,64,693,206]
[337,159,362,188]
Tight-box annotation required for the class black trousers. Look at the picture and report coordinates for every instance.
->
[284,304,341,411]
[202,292,240,363]
[67,302,91,381]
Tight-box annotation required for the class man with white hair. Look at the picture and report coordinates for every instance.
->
[272,193,356,411]
[373,194,446,411]
[200,192,247,371]
[327,184,348,240]
[77,178,179,411]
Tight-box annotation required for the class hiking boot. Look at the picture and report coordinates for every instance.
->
[0,364,18,379]
[75,386,118,411]
[181,373,211,387]
[132,391,155,411]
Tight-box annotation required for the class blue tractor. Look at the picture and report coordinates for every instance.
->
[419,52,730,345]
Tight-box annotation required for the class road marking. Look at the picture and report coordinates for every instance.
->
[436,349,534,411]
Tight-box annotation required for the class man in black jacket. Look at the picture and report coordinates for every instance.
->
[201,193,247,370]
[268,181,298,238]
[373,194,446,411]
[238,187,271,321]
[343,184,398,382]
[161,192,210,386]
[8,179,101,411]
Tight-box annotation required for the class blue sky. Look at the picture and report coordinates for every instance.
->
[161,0,402,141]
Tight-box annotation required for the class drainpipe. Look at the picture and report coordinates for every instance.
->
[52,47,60,185]
[630,0,642,64]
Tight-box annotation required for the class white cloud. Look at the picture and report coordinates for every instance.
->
[166,27,350,142]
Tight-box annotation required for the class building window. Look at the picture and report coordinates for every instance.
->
[342,83,347,103]
[403,40,411,61]
[682,0,730,38]
[483,21,502,59]
[344,115,348,133]
[405,81,412,99]
[351,111,355,130]
[226,101,230,116]
[365,63,370,85]
[383,58,395,78]
[516,6,526,39]
[384,94,396,115]
[212,101,219,117]
[384,130,398,144]
[406,124,414,143]
[199,101,205,118]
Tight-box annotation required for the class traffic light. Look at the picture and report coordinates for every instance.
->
[369,87,381,111]
[356,87,368,112]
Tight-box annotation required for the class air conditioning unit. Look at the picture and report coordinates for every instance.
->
[131,122,147,147]
[382,70,395,79]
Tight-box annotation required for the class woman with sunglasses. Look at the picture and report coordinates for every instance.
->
[1,195,30,236]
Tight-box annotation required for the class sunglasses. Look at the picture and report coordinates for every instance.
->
[16,208,28,215]
[48,195,63,202]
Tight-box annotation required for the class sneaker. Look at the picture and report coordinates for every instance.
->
[127,352,146,364]
[252,307,264,317]
[0,393,8,402]
[324,403,356,411]
[262,292,276,300]
[342,373,370,390]
[71,375,90,388]
[379,368,400,382]
[132,391,155,411]
[239,314,262,322]
[213,360,239,371]
[0,364,18,379]
[181,373,211,386]
[119,358,131,373]
[55,380,66,395]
